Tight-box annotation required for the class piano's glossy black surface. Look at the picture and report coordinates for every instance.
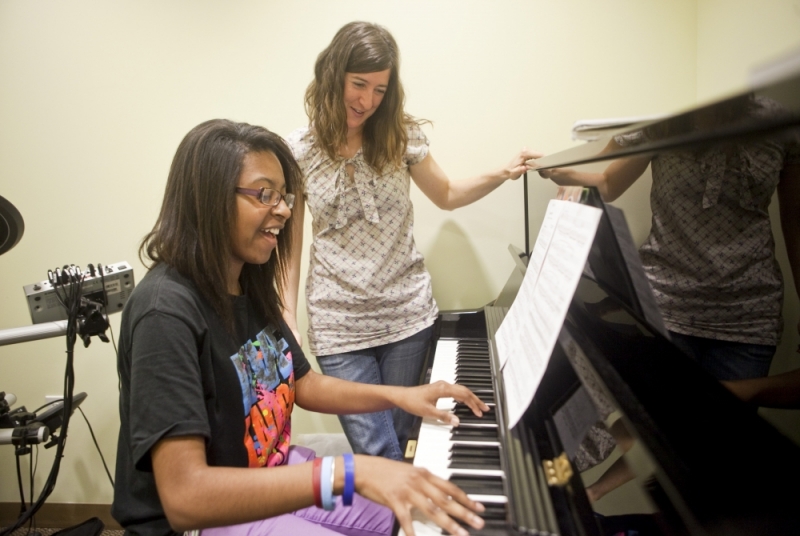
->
[402,64,800,535]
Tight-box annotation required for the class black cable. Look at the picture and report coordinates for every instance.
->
[15,453,25,513]
[27,449,35,536]
[30,447,40,536]
[30,399,63,415]
[0,270,83,536]
[77,407,114,488]
[99,268,121,390]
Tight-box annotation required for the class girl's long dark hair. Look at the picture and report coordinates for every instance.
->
[140,119,302,332]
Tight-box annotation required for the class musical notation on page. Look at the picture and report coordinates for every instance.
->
[497,199,601,428]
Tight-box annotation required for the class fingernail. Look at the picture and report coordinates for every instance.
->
[475,502,485,512]
[450,415,460,426]
[457,528,469,536]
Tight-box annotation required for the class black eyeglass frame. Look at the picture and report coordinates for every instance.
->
[235,187,295,209]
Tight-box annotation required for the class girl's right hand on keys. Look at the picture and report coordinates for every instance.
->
[354,455,485,536]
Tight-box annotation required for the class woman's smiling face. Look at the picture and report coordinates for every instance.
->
[343,70,390,135]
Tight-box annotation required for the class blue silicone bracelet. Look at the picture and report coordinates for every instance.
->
[321,456,335,511]
[343,453,355,506]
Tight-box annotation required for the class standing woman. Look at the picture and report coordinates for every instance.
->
[285,21,540,460]
[112,119,489,536]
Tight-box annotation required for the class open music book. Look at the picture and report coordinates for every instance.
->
[496,199,602,428]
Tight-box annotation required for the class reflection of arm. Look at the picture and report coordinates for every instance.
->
[721,369,800,408]
[538,139,651,202]
[585,456,633,503]
[282,194,305,345]
[584,418,635,503]
[778,160,800,330]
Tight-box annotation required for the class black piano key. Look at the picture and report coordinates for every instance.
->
[455,363,491,370]
[449,452,501,464]
[458,380,494,391]
[456,352,488,358]
[456,363,490,369]
[479,503,507,521]
[448,502,508,535]
[451,427,499,440]
[456,353,489,359]
[456,414,497,425]
[454,404,496,418]
[449,443,502,469]
[450,444,501,458]
[448,474,505,495]
[456,357,490,363]
[475,393,495,404]
[449,458,502,470]
[445,504,509,536]
[456,371,491,378]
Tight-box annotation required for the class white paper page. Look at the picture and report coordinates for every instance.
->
[497,200,602,428]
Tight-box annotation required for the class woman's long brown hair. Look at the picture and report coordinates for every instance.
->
[304,21,425,173]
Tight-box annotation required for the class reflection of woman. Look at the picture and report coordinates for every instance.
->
[540,105,800,381]
[285,21,539,459]
[112,119,489,536]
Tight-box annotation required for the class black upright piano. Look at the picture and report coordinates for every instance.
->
[400,60,800,535]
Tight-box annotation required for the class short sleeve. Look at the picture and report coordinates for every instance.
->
[279,318,311,380]
[129,310,211,471]
[404,122,430,166]
[286,126,314,194]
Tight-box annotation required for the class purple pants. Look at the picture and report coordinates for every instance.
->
[201,446,394,536]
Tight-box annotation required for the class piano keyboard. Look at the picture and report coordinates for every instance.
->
[401,306,564,536]
[401,338,510,535]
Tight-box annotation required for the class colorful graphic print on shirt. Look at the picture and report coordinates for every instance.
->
[230,327,295,467]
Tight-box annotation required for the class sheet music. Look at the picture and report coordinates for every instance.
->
[497,199,602,428]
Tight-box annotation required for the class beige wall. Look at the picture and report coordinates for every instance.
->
[0,0,795,506]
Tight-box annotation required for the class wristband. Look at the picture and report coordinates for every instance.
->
[321,456,335,511]
[330,457,337,504]
[342,453,355,506]
[312,458,323,508]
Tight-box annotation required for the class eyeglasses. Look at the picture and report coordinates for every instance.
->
[235,187,295,209]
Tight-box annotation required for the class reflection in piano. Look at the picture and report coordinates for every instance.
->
[400,66,800,535]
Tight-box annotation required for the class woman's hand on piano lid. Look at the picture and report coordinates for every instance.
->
[504,147,543,180]
[354,454,485,536]
[398,380,489,426]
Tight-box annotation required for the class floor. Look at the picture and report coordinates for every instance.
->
[5,529,123,536]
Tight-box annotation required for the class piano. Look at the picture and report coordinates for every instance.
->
[400,58,800,535]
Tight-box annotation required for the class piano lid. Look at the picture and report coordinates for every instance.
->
[531,59,800,172]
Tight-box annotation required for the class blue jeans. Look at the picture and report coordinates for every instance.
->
[668,331,775,381]
[316,326,434,460]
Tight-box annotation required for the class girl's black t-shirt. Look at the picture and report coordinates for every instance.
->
[111,263,310,536]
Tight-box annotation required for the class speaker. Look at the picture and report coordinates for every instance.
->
[0,195,24,256]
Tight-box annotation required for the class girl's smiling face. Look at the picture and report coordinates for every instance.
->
[229,150,291,292]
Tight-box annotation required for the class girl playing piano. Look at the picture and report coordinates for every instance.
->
[112,119,489,536]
